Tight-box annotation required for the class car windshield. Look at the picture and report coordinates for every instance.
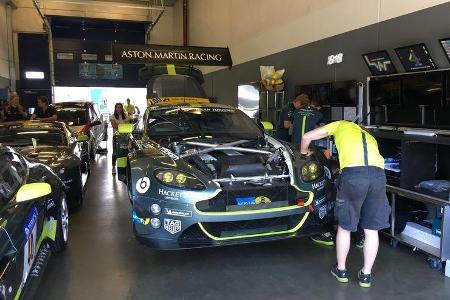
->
[56,107,87,125]
[147,106,263,140]
[0,128,67,147]
[148,75,206,98]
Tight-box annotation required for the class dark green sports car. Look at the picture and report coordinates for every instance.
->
[0,121,88,208]
[0,145,68,300]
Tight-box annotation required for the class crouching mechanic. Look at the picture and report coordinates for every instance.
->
[300,120,390,288]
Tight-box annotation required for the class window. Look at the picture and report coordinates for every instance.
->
[0,152,26,204]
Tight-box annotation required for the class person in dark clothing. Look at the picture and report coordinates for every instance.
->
[291,96,323,145]
[1,95,27,122]
[275,95,303,142]
[31,96,57,121]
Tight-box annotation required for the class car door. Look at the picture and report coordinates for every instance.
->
[89,105,102,147]
[0,151,45,299]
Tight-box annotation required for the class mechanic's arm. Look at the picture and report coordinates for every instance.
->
[300,126,329,155]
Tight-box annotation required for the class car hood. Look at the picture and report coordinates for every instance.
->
[17,146,72,168]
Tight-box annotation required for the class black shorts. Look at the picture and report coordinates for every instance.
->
[335,166,391,232]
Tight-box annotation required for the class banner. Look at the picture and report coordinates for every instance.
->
[112,44,232,67]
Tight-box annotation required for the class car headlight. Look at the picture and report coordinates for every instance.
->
[300,161,324,182]
[154,169,205,190]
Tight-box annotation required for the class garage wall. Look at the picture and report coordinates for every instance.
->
[200,2,450,106]
[0,2,10,87]
[186,0,449,71]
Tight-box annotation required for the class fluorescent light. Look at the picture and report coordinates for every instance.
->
[25,71,45,79]
[18,131,49,134]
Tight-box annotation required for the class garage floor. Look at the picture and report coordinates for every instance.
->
[35,147,450,300]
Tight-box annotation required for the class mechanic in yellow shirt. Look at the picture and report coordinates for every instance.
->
[124,98,136,115]
[300,120,390,288]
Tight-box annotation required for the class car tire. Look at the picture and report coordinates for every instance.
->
[89,140,96,161]
[52,194,69,253]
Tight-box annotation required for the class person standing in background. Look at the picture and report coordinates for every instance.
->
[1,94,27,122]
[30,96,57,121]
[291,96,323,146]
[275,95,303,142]
[124,98,136,116]
[110,103,129,175]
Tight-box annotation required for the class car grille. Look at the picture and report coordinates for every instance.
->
[200,215,302,238]
[196,184,303,212]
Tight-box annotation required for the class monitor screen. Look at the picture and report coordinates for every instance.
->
[330,81,357,105]
[369,77,401,106]
[362,50,397,76]
[395,43,437,72]
[439,38,450,63]
[402,72,442,106]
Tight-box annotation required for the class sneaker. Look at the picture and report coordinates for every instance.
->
[358,270,372,288]
[311,232,335,246]
[355,236,365,249]
[112,168,116,175]
[330,264,349,283]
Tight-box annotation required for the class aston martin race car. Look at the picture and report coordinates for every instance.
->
[0,121,87,208]
[0,145,68,300]
[55,101,107,161]
[119,101,335,249]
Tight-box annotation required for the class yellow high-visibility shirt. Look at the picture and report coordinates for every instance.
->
[324,120,384,170]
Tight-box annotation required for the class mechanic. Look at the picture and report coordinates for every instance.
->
[291,96,323,145]
[110,102,129,175]
[124,98,136,116]
[300,120,390,288]
[275,94,304,142]
[1,94,28,122]
[30,96,57,122]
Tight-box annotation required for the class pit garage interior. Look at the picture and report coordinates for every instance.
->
[1,0,450,299]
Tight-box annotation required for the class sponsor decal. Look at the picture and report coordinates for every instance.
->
[164,219,182,235]
[63,179,73,184]
[159,147,179,160]
[148,96,210,106]
[112,44,232,67]
[132,211,150,225]
[323,166,332,180]
[46,199,55,210]
[312,179,326,190]
[318,206,327,219]
[165,208,192,218]
[313,197,326,207]
[159,188,184,200]
[136,177,151,194]
[30,244,50,278]
[24,207,38,238]
[255,196,271,204]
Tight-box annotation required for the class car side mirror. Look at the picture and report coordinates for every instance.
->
[77,134,89,142]
[118,123,133,134]
[16,183,52,202]
[90,120,101,127]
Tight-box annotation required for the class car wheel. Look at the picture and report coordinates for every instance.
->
[52,194,69,253]
[89,140,96,161]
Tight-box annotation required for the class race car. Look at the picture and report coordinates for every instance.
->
[55,101,107,161]
[0,121,87,208]
[0,145,68,300]
[119,101,335,249]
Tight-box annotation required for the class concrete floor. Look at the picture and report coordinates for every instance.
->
[35,147,450,300]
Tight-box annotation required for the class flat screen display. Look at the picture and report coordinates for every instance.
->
[79,63,123,80]
[369,77,401,106]
[330,81,357,105]
[439,38,450,63]
[362,50,397,76]
[395,44,437,72]
[402,72,442,106]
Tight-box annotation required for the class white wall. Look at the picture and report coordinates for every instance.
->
[185,0,450,72]
[0,2,10,84]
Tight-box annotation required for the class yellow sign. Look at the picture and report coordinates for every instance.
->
[147,97,210,106]
[255,196,271,204]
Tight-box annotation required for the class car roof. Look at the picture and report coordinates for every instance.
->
[148,102,236,111]
[54,101,92,108]
[0,121,67,130]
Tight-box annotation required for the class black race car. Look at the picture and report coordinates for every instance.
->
[0,145,68,300]
[55,101,107,161]
[115,66,335,249]
[0,121,87,208]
